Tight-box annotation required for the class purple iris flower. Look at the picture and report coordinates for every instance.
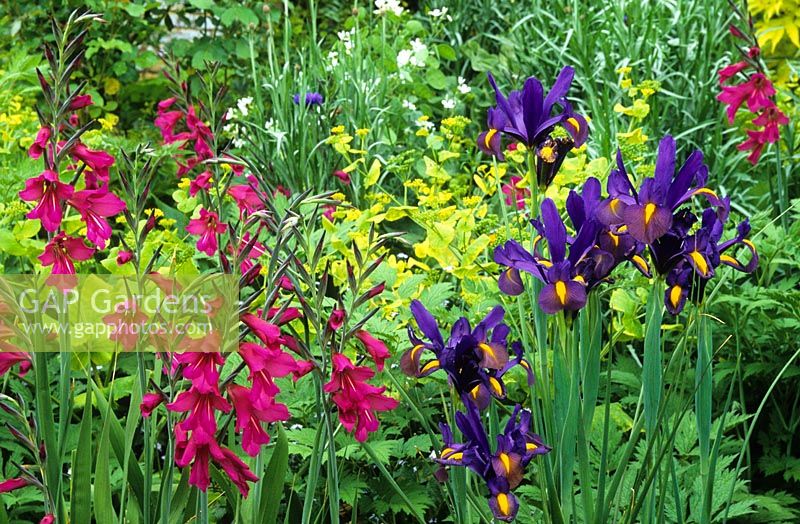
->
[663,207,758,314]
[292,91,324,106]
[597,135,725,244]
[477,66,589,187]
[436,402,550,522]
[401,300,534,409]
[494,197,600,314]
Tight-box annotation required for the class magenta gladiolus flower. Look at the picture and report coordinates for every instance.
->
[39,232,95,274]
[0,350,31,377]
[68,189,127,248]
[28,127,51,159]
[19,169,74,232]
[354,330,391,371]
[228,384,290,456]
[333,170,351,184]
[717,72,776,124]
[323,353,398,442]
[189,171,213,197]
[186,208,227,256]
[69,94,93,110]
[70,143,115,186]
[327,308,345,331]
[140,392,165,418]
[116,250,133,265]
[39,515,55,524]
[501,176,530,210]
[0,477,29,493]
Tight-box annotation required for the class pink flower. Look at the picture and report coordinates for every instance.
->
[322,203,337,221]
[0,477,29,493]
[365,282,385,299]
[140,392,164,418]
[752,106,789,143]
[327,308,345,331]
[228,176,266,216]
[717,62,748,85]
[333,170,351,184]
[717,73,776,124]
[28,127,51,159]
[189,171,213,197]
[354,330,391,371]
[70,94,93,110]
[228,384,290,456]
[39,232,95,274]
[68,189,127,248]
[278,275,294,290]
[71,143,115,186]
[186,208,227,256]
[102,299,150,351]
[117,250,133,265]
[0,350,31,377]
[168,387,231,433]
[323,353,398,442]
[174,347,225,394]
[501,176,530,210]
[238,342,298,405]
[39,515,55,524]
[19,170,74,231]
[174,426,258,497]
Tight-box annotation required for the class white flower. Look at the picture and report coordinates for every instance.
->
[374,0,404,16]
[442,97,456,110]
[337,29,355,55]
[409,38,426,53]
[457,76,471,94]
[402,99,417,111]
[416,117,434,130]
[327,50,339,68]
[236,96,253,117]
[429,7,448,18]
[397,49,413,69]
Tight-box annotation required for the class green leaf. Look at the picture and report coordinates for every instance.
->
[258,424,289,524]
[220,6,259,27]
[94,417,116,524]
[72,384,93,524]
[123,3,146,17]
[425,69,447,90]
[189,0,215,8]
[436,43,456,61]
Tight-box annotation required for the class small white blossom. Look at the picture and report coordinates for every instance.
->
[327,50,339,68]
[402,99,417,111]
[374,0,404,16]
[236,96,253,117]
[457,76,471,94]
[429,7,449,18]
[442,97,456,110]
[397,49,413,69]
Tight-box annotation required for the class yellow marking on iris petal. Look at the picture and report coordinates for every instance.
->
[410,344,424,362]
[610,198,621,214]
[489,377,503,396]
[539,259,553,268]
[478,342,495,358]
[505,268,518,282]
[720,254,737,265]
[520,359,530,370]
[669,285,683,309]
[420,360,440,374]
[484,129,498,148]
[470,384,482,399]
[689,250,709,276]
[539,146,556,162]
[573,275,586,285]
[499,453,511,473]
[447,452,463,461]
[618,225,628,233]
[526,442,539,452]
[555,280,567,305]
[632,255,649,272]
[608,232,620,247]
[694,188,719,199]
[497,493,511,516]
[743,239,756,251]
[567,117,580,132]
[644,203,657,225]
